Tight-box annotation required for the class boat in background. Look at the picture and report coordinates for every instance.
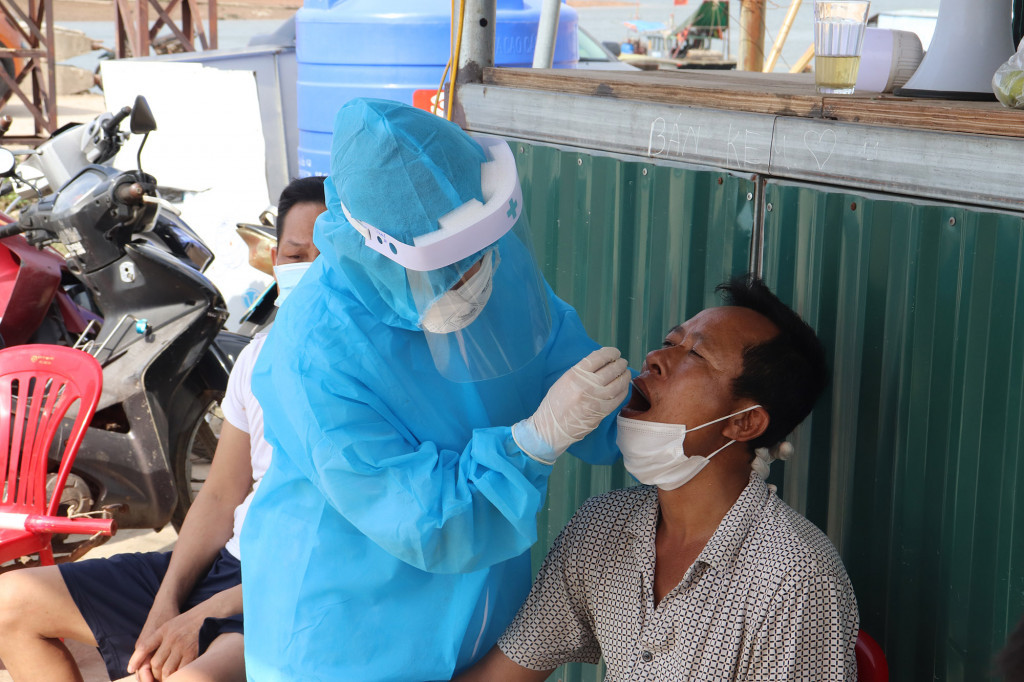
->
[616,0,735,71]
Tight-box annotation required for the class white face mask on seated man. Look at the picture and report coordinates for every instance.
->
[616,404,762,490]
[273,261,314,306]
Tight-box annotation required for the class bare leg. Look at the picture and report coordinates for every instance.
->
[166,633,245,682]
[0,566,98,682]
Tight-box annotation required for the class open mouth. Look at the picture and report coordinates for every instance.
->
[625,379,652,413]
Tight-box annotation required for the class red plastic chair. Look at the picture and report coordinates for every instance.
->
[856,630,889,682]
[0,344,116,566]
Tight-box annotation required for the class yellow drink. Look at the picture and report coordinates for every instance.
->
[813,2,870,95]
[816,55,862,94]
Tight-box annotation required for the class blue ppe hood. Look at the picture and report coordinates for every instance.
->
[314,98,488,330]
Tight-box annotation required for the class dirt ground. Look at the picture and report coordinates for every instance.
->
[18,0,299,23]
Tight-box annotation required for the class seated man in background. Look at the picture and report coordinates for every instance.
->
[458,275,859,681]
[0,176,325,682]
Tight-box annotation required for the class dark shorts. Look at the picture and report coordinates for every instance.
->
[59,547,243,680]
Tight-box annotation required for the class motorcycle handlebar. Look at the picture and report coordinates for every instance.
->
[114,181,145,205]
[104,106,132,135]
[0,221,24,239]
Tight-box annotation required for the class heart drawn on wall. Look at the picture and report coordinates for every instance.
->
[804,128,837,171]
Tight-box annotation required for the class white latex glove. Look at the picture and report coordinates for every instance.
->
[512,347,631,464]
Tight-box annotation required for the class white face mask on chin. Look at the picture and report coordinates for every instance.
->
[616,404,762,490]
[419,250,499,334]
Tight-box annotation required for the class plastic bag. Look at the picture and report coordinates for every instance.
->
[993,39,1024,108]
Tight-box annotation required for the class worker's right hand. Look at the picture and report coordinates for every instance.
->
[512,347,630,463]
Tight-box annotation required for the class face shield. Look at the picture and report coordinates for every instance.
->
[340,135,551,382]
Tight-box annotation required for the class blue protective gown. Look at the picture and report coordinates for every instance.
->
[241,266,618,681]
[240,100,621,681]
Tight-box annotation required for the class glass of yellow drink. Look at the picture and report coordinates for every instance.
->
[814,1,871,94]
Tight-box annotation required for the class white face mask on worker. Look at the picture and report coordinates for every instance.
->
[419,251,498,334]
[616,405,761,490]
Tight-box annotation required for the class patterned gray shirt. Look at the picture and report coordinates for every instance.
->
[498,472,859,681]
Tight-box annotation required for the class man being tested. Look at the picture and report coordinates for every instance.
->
[240,99,630,681]
[0,176,325,682]
[458,276,859,681]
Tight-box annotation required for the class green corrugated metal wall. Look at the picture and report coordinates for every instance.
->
[514,143,756,681]
[762,180,1024,681]
[513,144,1024,681]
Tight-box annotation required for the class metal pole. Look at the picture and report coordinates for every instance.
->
[457,0,495,78]
[738,0,766,72]
[452,0,495,125]
[763,0,802,72]
[532,0,561,68]
[43,0,55,133]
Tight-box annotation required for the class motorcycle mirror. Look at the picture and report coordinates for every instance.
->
[129,95,157,134]
[0,147,15,177]
[259,208,276,228]
[236,223,277,276]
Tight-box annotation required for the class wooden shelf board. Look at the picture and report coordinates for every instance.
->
[482,68,1024,139]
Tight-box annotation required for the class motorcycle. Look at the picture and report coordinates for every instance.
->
[0,96,249,560]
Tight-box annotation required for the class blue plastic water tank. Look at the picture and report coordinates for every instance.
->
[296,0,578,177]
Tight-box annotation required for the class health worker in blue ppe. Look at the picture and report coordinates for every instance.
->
[240,98,631,682]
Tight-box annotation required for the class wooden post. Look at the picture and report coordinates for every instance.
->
[738,0,766,72]
[182,0,194,48]
[115,0,131,58]
[0,0,58,138]
[208,0,217,49]
[41,0,55,136]
[116,0,218,57]
[790,43,815,73]
[29,0,41,135]
[137,0,149,56]
[764,0,802,72]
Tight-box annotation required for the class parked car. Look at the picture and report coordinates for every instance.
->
[576,25,640,71]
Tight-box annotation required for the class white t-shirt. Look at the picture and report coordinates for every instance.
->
[221,332,272,560]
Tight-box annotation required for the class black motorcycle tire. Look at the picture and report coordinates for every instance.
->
[170,388,223,531]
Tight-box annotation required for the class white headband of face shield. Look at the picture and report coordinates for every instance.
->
[339,135,522,272]
[617,405,762,490]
